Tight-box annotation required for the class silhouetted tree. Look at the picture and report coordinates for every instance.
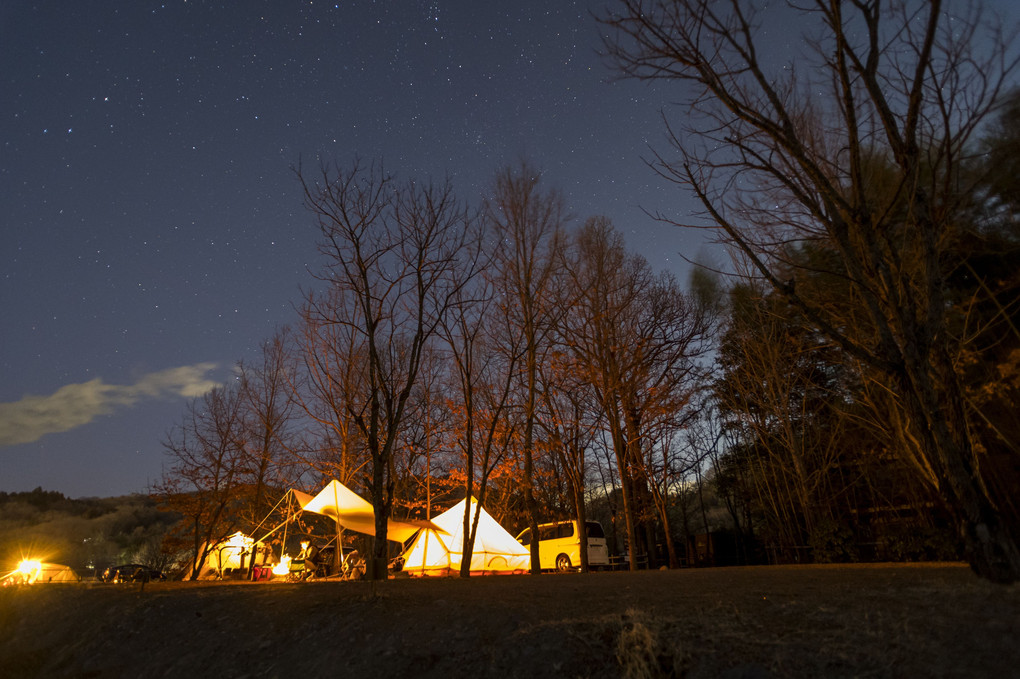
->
[485,162,568,574]
[601,0,1020,582]
[299,159,477,579]
[235,329,301,537]
[559,217,712,569]
[440,257,524,577]
[154,383,247,580]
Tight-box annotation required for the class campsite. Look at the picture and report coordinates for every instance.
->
[181,480,536,582]
[1,563,1017,678]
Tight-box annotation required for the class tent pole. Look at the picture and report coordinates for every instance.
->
[280,490,292,568]
[334,482,342,577]
[251,492,289,540]
[422,527,429,576]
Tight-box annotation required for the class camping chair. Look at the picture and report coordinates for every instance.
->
[313,558,332,579]
[288,558,305,582]
[341,551,365,581]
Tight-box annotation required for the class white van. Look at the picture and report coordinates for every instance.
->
[515,520,611,571]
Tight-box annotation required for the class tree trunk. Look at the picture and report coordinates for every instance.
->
[524,340,542,575]
[901,348,1020,583]
[607,407,640,571]
[369,444,390,581]
[571,468,590,573]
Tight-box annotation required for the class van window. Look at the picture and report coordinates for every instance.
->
[585,522,605,539]
[518,529,532,546]
[539,524,559,541]
[557,522,575,539]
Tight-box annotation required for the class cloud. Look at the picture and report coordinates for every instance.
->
[0,363,221,447]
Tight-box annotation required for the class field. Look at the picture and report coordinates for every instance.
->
[1,563,1017,678]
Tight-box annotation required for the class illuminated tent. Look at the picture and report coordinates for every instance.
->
[401,497,529,576]
[298,480,430,543]
[195,531,269,579]
[35,563,79,583]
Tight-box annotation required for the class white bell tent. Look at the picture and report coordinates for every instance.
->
[401,497,529,576]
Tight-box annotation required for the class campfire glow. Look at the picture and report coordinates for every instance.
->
[272,555,292,577]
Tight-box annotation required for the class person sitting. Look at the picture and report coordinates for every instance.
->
[342,549,365,581]
[298,540,320,581]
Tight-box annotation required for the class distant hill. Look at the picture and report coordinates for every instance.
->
[0,488,179,577]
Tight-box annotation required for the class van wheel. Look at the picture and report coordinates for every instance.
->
[555,554,573,572]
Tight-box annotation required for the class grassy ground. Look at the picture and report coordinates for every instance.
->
[0,563,1016,678]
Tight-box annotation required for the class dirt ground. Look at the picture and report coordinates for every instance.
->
[1,563,1017,678]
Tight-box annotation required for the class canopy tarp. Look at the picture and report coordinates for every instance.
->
[299,480,435,543]
[290,488,315,509]
[401,497,529,576]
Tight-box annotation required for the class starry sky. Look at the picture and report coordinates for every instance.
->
[2,1,710,498]
[4,1,1016,499]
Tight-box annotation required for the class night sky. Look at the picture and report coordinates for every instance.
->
[4,1,1015,499]
[2,1,709,498]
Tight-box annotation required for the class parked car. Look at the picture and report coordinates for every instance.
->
[516,520,611,571]
[100,564,164,583]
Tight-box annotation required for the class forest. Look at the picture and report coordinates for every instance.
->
[42,2,1020,583]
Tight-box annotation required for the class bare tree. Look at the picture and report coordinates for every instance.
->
[560,218,649,570]
[440,259,525,577]
[537,349,603,571]
[235,329,302,536]
[394,344,453,521]
[486,161,568,574]
[294,290,371,487]
[601,0,1020,582]
[714,283,851,558]
[299,159,476,579]
[641,402,714,569]
[560,217,712,569]
[153,384,247,580]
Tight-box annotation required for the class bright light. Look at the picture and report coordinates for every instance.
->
[272,555,291,577]
[18,559,41,575]
[17,559,42,583]
[225,531,252,549]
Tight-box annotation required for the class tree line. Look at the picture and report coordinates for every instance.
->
[153,159,716,579]
[154,0,1020,584]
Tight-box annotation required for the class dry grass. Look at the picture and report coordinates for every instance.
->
[615,608,689,679]
[0,563,1016,678]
